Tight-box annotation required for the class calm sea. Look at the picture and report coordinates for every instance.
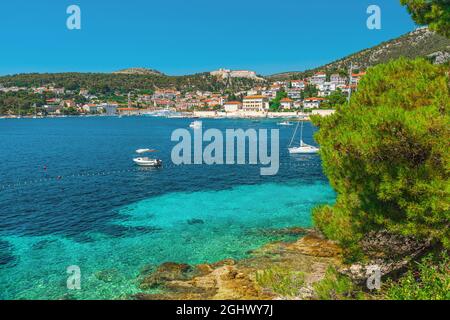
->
[0,116,335,299]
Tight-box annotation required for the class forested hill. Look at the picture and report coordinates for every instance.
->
[268,27,450,80]
[1,28,449,90]
[0,72,263,94]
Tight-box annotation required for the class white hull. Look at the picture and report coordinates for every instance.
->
[189,121,202,129]
[288,143,319,154]
[133,157,162,167]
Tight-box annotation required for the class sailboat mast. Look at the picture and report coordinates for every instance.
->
[347,62,353,105]
[300,120,304,146]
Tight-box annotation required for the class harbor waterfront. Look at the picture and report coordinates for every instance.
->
[0,116,334,300]
[0,109,335,120]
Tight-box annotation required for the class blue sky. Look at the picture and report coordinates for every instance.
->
[0,0,417,76]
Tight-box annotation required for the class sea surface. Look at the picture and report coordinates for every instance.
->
[0,116,335,299]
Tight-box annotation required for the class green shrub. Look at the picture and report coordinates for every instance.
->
[312,58,450,258]
[313,267,364,300]
[255,266,305,297]
[400,0,450,37]
[385,251,450,300]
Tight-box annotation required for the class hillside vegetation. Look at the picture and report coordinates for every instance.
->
[112,68,164,76]
[0,72,261,94]
[269,27,450,80]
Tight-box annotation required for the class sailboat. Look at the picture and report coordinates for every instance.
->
[288,120,320,154]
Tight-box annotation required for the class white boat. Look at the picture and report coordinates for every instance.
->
[133,157,162,167]
[288,121,320,154]
[278,121,293,126]
[288,142,320,154]
[189,121,202,129]
[133,149,162,167]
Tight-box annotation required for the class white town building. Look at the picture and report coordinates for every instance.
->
[223,101,242,112]
[242,95,269,112]
[280,98,294,110]
[303,97,326,109]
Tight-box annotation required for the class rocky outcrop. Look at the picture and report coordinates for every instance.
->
[139,262,196,289]
[428,51,450,65]
[339,230,432,284]
[132,229,343,300]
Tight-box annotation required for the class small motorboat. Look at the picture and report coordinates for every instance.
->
[278,121,293,126]
[133,149,162,167]
[133,157,162,167]
[189,121,202,129]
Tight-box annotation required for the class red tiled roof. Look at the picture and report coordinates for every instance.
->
[244,95,265,99]
[304,97,325,101]
[225,101,242,105]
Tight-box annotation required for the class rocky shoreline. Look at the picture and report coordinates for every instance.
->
[126,227,434,300]
[130,229,343,300]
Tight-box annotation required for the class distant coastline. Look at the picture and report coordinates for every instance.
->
[0,109,335,120]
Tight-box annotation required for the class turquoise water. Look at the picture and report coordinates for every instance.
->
[0,117,335,299]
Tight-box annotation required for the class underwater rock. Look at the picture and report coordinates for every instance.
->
[140,262,194,289]
[0,240,18,268]
[95,268,119,283]
[139,263,155,275]
[187,218,205,225]
[251,227,308,237]
[71,233,95,243]
[32,239,58,250]
[102,225,161,238]
[210,258,236,268]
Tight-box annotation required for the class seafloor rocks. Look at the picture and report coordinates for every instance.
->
[139,262,195,289]
[95,268,120,283]
[0,240,18,268]
[249,227,308,237]
[340,230,432,283]
[187,218,205,225]
[133,229,344,300]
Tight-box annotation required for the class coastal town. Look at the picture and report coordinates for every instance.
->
[0,68,366,119]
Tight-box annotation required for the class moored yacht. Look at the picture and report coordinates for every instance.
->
[189,121,202,129]
[288,120,320,154]
[278,121,293,126]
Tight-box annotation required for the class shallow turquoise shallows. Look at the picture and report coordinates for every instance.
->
[0,117,335,299]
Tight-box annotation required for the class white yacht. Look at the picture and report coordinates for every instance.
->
[278,121,293,126]
[288,141,320,154]
[288,121,320,154]
[133,149,162,167]
[189,121,202,129]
